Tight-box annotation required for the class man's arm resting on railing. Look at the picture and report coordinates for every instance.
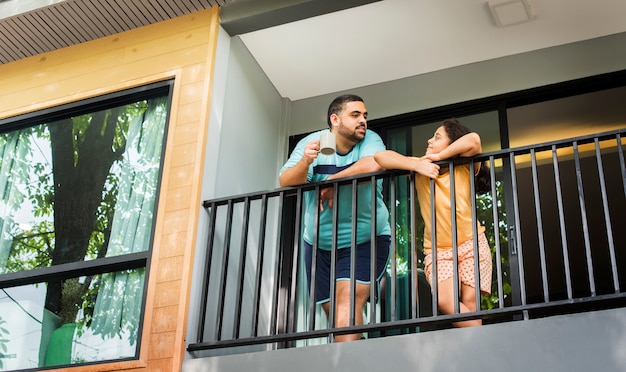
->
[279,157,312,187]
[375,150,440,179]
[318,156,381,210]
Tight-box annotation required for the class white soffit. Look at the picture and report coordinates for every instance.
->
[240,0,626,100]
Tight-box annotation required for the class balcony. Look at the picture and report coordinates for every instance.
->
[186,128,626,369]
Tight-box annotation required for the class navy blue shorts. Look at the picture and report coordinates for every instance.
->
[304,235,391,304]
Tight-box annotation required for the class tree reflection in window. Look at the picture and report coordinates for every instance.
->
[0,93,168,368]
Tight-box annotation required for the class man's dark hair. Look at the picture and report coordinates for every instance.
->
[327,94,364,128]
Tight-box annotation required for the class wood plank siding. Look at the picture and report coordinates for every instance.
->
[0,6,220,372]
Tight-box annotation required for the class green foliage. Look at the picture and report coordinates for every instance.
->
[475,180,512,310]
[5,220,54,272]
[2,98,161,343]
[0,317,9,369]
[388,175,512,311]
[0,129,33,213]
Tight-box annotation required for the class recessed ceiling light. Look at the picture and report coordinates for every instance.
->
[488,0,536,27]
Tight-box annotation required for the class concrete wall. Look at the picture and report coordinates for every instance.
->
[187,28,286,359]
[183,307,626,372]
[202,35,288,199]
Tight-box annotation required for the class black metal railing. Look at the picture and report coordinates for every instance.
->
[188,128,626,353]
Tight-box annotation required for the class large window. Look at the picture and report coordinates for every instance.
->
[0,82,171,370]
[372,74,626,319]
[506,85,626,302]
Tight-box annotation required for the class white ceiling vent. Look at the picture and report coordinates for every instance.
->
[488,0,536,27]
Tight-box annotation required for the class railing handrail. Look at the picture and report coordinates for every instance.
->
[202,127,626,208]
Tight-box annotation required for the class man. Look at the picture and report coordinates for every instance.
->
[279,94,391,342]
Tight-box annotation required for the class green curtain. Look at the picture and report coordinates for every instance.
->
[83,96,167,352]
[0,129,32,270]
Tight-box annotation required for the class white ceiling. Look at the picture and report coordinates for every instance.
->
[238,0,626,101]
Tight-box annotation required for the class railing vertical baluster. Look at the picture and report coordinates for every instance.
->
[509,153,527,308]
[307,186,321,332]
[489,156,504,308]
[551,146,573,300]
[328,182,339,341]
[215,200,235,340]
[594,138,619,292]
[369,175,378,324]
[530,149,549,302]
[197,202,217,343]
[287,191,303,338]
[388,175,397,322]
[306,187,316,331]
[430,178,439,318]
[251,195,268,337]
[618,133,626,198]
[469,161,481,312]
[409,172,418,319]
[573,141,596,296]
[233,197,251,338]
[271,191,290,335]
[449,161,460,315]
[349,179,358,327]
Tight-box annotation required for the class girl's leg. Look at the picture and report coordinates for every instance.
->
[459,282,482,326]
[436,278,482,327]
[460,282,478,312]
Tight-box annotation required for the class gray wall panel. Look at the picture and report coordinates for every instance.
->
[184,307,626,372]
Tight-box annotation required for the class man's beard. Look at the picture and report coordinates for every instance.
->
[338,124,366,143]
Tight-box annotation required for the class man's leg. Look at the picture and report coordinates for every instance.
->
[322,280,371,342]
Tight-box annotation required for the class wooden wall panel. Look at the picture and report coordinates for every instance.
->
[0,6,220,372]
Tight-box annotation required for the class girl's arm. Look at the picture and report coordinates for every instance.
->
[424,132,482,162]
[375,150,440,179]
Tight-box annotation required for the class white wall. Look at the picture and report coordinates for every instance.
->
[187,27,287,358]
[206,35,288,198]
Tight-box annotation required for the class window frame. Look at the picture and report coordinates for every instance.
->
[0,79,174,366]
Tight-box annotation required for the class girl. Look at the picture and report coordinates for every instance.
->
[375,118,492,327]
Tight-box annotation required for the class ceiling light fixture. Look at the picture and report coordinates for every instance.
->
[488,0,536,27]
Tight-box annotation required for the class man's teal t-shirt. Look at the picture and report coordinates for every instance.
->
[279,129,391,250]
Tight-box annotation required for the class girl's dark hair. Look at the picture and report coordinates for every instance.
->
[441,118,491,194]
